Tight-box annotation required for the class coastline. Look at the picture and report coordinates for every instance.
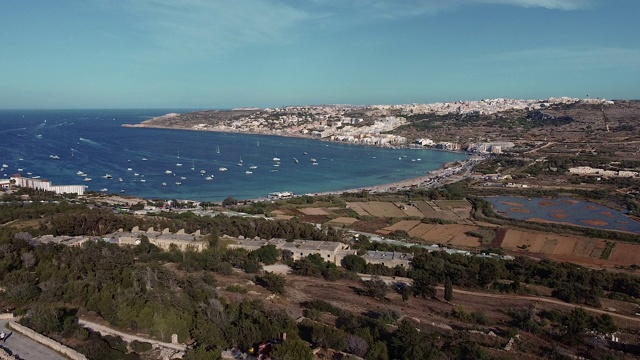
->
[122,121,478,202]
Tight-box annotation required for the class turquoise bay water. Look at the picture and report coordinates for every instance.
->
[0,109,469,201]
[487,196,640,234]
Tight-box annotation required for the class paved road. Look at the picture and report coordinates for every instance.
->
[0,320,67,360]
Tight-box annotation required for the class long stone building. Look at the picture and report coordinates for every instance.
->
[227,237,414,268]
[10,174,86,195]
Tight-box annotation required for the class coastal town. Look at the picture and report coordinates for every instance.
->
[130,97,614,151]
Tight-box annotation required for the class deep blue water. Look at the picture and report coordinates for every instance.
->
[487,196,640,234]
[0,109,469,201]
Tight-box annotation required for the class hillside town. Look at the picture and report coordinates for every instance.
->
[134,97,614,150]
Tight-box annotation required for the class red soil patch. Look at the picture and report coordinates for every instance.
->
[561,199,581,205]
[510,207,531,213]
[498,201,524,207]
[585,205,598,210]
[599,211,615,218]
[580,219,609,226]
[538,201,557,207]
[550,213,570,219]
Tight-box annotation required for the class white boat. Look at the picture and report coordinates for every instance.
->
[175,182,182,186]
[273,164,280,167]
[191,161,195,171]
[245,171,253,174]
[118,178,123,182]
[49,155,60,159]
[219,167,227,171]
[205,176,213,180]
[200,170,206,174]
[103,174,113,179]
[142,157,148,161]
[140,179,146,183]
[237,163,243,167]
[176,163,183,167]
[272,157,280,161]
[84,177,92,182]
[165,170,173,174]
[310,158,317,162]
[216,146,220,154]
[100,188,108,192]
[2,164,8,168]
[17,168,23,171]
[270,169,278,172]
[249,165,257,169]
[180,176,186,180]
[162,182,167,186]
[312,162,319,165]
[127,168,133,171]
[294,158,299,163]
[77,171,85,175]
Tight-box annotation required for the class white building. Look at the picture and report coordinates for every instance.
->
[11,175,86,195]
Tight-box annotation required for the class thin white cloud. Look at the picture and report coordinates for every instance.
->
[485,46,640,70]
[124,0,311,57]
[309,0,593,20]
[477,0,593,10]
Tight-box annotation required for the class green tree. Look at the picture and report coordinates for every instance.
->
[361,277,388,300]
[341,254,367,273]
[563,307,591,344]
[365,341,389,360]
[250,245,279,265]
[593,314,617,334]
[411,272,436,299]
[222,196,237,206]
[401,285,411,302]
[444,277,453,302]
[256,271,286,295]
[270,336,313,360]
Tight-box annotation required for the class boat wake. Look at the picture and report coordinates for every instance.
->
[79,137,107,149]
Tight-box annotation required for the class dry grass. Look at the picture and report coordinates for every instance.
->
[358,201,407,218]
[383,220,421,233]
[298,207,330,216]
[346,202,369,216]
[609,243,640,266]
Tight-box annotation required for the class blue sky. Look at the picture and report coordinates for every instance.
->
[1,0,638,109]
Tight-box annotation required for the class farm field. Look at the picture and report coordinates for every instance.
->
[379,221,481,248]
[609,243,640,266]
[346,200,472,221]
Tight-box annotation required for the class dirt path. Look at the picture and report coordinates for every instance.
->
[443,287,640,322]
[78,319,186,353]
[358,274,640,323]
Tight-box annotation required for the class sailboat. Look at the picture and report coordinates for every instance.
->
[257,140,260,146]
[216,146,220,154]
[191,161,195,171]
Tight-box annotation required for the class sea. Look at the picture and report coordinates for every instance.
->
[0,109,470,202]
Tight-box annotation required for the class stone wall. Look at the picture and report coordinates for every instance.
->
[0,348,17,360]
[8,322,87,360]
